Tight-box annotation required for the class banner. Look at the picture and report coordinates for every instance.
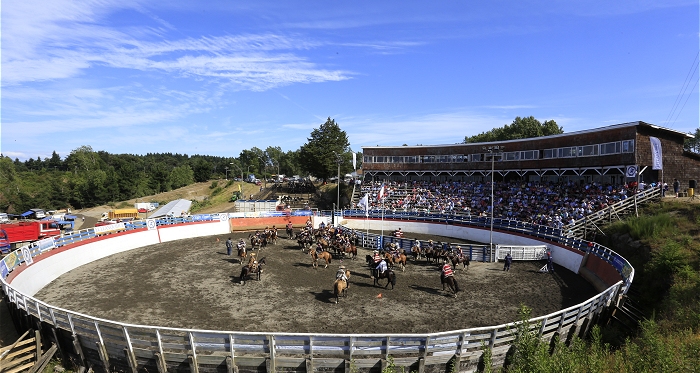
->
[650,137,663,170]
[352,152,357,170]
[357,194,369,211]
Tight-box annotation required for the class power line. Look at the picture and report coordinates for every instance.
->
[670,76,699,129]
[664,51,699,128]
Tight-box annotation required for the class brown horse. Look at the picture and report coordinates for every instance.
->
[410,244,423,261]
[373,269,396,289]
[333,270,351,304]
[394,253,407,272]
[310,250,332,269]
[343,243,357,260]
[237,245,247,264]
[441,274,460,297]
[239,257,266,285]
[450,254,470,270]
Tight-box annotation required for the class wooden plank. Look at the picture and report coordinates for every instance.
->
[0,337,35,355]
[3,362,35,373]
[28,344,58,373]
[0,345,36,362]
[0,331,30,357]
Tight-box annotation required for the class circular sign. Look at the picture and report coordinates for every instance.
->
[219,213,229,221]
[626,165,637,178]
[147,219,157,230]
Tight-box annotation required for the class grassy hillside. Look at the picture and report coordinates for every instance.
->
[494,201,700,372]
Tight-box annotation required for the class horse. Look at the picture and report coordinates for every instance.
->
[286,226,294,239]
[239,257,266,285]
[394,253,407,272]
[450,254,470,270]
[373,269,396,289]
[410,244,423,261]
[265,229,278,245]
[333,270,351,304]
[237,245,247,264]
[343,243,357,260]
[250,235,266,251]
[441,274,460,297]
[310,250,332,269]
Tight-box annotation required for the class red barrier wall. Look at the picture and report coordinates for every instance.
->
[229,216,310,231]
[584,254,622,286]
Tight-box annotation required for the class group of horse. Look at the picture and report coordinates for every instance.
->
[410,242,471,270]
[293,225,360,268]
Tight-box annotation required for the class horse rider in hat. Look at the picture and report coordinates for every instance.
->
[336,265,349,288]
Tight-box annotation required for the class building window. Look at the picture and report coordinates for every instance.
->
[579,145,599,157]
[543,149,557,159]
[558,147,576,158]
[470,154,483,162]
[521,150,538,160]
[622,140,634,153]
[600,142,621,155]
[505,151,520,161]
[438,155,450,163]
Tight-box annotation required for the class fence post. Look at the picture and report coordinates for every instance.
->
[267,334,276,373]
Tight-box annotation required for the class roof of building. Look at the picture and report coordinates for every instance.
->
[362,121,693,150]
[150,199,192,218]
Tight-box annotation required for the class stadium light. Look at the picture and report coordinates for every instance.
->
[483,145,504,256]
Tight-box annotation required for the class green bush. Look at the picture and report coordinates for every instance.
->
[210,180,219,189]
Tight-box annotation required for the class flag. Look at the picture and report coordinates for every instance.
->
[377,184,385,201]
[238,184,242,193]
[650,137,663,170]
[357,194,369,211]
[352,152,357,170]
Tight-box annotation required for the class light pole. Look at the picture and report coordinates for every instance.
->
[230,162,242,181]
[483,145,504,255]
[333,152,342,226]
[225,167,230,180]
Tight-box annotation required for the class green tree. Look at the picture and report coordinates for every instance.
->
[464,116,563,143]
[683,128,700,153]
[298,117,351,180]
[170,165,194,189]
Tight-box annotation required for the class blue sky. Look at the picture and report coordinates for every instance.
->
[2,0,698,161]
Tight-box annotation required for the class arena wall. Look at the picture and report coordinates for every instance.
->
[9,229,160,296]
[342,218,584,273]
[228,216,310,231]
[158,218,230,242]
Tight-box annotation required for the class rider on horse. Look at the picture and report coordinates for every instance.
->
[336,265,349,288]
[372,250,382,265]
[237,238,246,252]
[376,258,388,275]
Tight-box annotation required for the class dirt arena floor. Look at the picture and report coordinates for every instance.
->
[34,231,596,335]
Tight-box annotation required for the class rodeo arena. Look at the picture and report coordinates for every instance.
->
[2,121,700,373]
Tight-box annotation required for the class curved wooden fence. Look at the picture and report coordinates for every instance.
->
[1,213,631,373]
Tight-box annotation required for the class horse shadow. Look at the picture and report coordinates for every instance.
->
[293,262,314,269]
[221,258,241,265]
[409,284,441,295]
[309,290,335,303]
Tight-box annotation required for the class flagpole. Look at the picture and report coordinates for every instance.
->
[380,195,385,250]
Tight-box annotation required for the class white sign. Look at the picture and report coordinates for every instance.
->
[626,165,637,178]
[21,247,34,266]
[650,137,663,170]
[146,219,157,231]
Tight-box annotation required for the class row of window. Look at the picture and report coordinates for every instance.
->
[365,140,635,164]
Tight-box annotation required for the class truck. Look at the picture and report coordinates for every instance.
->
[134,202,158,213]
[101,208,139,221]
[0,220,62,253]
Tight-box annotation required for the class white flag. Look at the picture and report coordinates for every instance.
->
[377,184,385,201]
[352,152,357,170]
[650,137,663,170]
[357,194,369,211]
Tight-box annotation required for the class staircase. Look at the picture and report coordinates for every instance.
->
[567,187,661,239]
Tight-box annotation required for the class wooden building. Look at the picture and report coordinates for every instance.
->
[362,121,699,189]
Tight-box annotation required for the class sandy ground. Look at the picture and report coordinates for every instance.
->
[33,232,595,334]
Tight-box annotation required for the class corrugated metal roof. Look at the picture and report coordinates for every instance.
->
[149,199,192,218]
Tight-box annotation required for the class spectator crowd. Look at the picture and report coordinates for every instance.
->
[357,179,658,228]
